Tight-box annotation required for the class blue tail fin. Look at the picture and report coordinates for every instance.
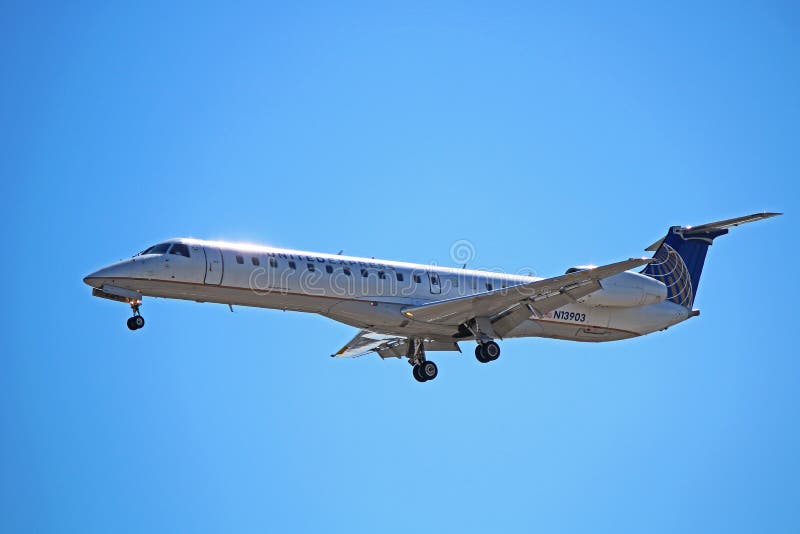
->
[642,212,781,308]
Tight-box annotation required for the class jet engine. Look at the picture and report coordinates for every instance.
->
[572,269,667,307]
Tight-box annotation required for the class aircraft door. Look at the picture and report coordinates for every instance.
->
[204,247,223,285]
[428,272,442,294]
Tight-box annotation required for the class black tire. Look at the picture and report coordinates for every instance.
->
[475,344,489,363]
[484,341,500,361]
[420,360,438,381]
[127,317,138,330]
[413,365,427,383]
[132,316,145,329]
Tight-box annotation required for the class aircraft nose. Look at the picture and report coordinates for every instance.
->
[83,267,107,288]
[83,260,137,288]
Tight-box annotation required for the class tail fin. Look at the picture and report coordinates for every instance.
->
[642,212,781,308]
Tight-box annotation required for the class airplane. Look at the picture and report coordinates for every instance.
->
[84,212,780,382]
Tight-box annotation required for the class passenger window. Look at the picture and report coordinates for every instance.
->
[486,282,493,291]
[431,275,439,284]
[396,272,404,282]
[307,263,315,272]
[413,274,421,283]
[378,270,386,279]
[361,268,368,277]
[325,265,333,274]
[270,257,278,268]
[343,267,351,276]
[288,260,296,269]
[236,255,244,265]
[251,257,260,266]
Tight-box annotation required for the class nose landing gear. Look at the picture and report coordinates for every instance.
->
[126,301,145,331]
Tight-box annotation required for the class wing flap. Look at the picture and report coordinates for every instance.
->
[332,330,406,358]
[332,330,461,359]
[527,280,602,315]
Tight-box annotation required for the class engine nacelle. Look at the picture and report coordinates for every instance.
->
[577,271,667,308]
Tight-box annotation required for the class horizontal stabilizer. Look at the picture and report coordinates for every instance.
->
[646,212,781,250]
[681,212,782,236]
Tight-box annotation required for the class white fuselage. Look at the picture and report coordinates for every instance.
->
[84,238,690,342]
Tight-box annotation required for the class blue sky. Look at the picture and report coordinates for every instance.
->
[2,1,798,532]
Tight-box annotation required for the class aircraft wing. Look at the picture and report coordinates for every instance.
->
[332,330,408,358]
[401,257,653,328]
[332,330,461,359]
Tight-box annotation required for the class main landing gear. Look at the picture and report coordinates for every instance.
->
[475,340,500,363]
[462,318,501,364]
[413,360,439,383]
[126,301,145,331]
[408,338,438,383]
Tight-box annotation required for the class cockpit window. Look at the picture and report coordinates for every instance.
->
[169,243,190,258]
[140,243,171,255]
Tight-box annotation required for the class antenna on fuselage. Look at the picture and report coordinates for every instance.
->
[337,250,344,255]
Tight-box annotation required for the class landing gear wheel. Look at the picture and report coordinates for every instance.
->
[483,341,500,361]
[419,360,438,381]
[475,341,500,363]
[413,364,427,383]
[127,315,145,330]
